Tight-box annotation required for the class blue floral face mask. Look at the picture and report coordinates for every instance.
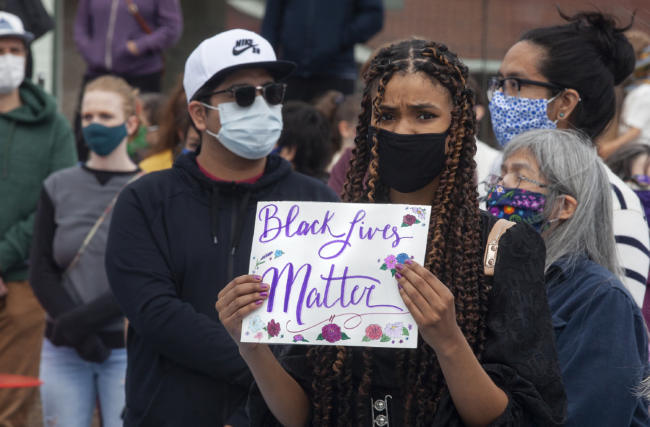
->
[486,184,547,231]
[488,91,559,147]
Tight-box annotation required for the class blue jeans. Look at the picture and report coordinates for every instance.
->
[39,338,126,427]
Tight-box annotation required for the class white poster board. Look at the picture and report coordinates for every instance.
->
[241,202,431,348]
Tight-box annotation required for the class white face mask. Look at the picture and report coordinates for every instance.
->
[0,54,25,94]
[202,95,283,160]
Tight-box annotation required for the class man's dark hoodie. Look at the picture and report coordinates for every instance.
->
[105,152,338,426]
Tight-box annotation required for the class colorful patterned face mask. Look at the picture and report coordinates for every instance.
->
[488,91,558,147]
[486,184,547,231]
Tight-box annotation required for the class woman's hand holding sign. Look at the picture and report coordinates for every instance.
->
[216,274,269,350]
[395,260,509,423]
[216,274,311,427]
[394,260,464,356]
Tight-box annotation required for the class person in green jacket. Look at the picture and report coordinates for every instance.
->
[0,11,77,426]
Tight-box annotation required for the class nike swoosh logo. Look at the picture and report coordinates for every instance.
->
[232,44,258,56]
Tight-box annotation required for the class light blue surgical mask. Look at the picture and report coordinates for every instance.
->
[82,122,127,156]
[202,95,283,160]
[488,91,559,147]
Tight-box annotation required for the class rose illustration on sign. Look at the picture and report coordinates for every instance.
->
[317,323,350,343]
[402,214,419,227]
[264,319,281,338]
[405,206,427,227]
[362,324,383,341]
[379,252,413,277]
[362,321,410,343]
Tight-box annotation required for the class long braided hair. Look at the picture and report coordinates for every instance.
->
[305,39,489,425]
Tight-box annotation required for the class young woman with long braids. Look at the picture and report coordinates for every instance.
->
[216,39,566,426]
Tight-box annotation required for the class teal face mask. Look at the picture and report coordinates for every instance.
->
[82,123,127,156]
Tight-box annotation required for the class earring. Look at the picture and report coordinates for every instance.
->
[559,112,565,118]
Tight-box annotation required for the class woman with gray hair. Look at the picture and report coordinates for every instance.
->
[486,128,649,426]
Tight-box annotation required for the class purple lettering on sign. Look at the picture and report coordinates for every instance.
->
[263,261,402,325]
[245,202,430,347]
[257,203,412,257]
[263,262,311,325]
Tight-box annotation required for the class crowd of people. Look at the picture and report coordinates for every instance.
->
[1,2,650,427]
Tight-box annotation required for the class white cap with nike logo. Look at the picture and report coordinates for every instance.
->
[183,28,295,103]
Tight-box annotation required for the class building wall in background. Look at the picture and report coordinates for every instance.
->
[30,0,55,94]
[58,0,650,121]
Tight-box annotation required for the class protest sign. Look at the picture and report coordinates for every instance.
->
[241,201,431,348]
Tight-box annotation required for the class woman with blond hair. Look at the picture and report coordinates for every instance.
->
[30,75,141,427]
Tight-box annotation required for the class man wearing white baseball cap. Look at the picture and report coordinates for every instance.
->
[105,29,338,426]
[0,11,77,427]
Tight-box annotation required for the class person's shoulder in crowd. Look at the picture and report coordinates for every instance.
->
[276,164,339,202]
[43,164,84,188]
[604,164,650,306]
[623,83,650,111]
[126,153,339,204]
[606,165,646,214]
[564,256,637,303]
[139,149,174,173]
[5,80,64,125]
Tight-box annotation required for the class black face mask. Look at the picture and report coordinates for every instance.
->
[368,126,448,193]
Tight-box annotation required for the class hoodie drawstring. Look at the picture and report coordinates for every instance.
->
[2,122,16,178]
[210,187,220,244]
[230,190,251,255]
[209,186,252,251]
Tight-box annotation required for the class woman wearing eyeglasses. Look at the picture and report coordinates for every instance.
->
[490,128,649,426]
[487,11,650,309]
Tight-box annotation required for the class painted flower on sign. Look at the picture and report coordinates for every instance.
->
[367,321,411,343]
[265,319,281,338]
[384,255,397,270]
[403,214,418,226]
[293,334,308,343]
[396,253,410,264]
[409,207,427,221]
[384,322,404,339]
[363,324,383,341]
[321,323,342,342]
[247,315,265,334]
[380,252,412,277]
[317,323,350,343]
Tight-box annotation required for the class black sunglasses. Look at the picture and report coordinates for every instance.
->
[209,82,286,107]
